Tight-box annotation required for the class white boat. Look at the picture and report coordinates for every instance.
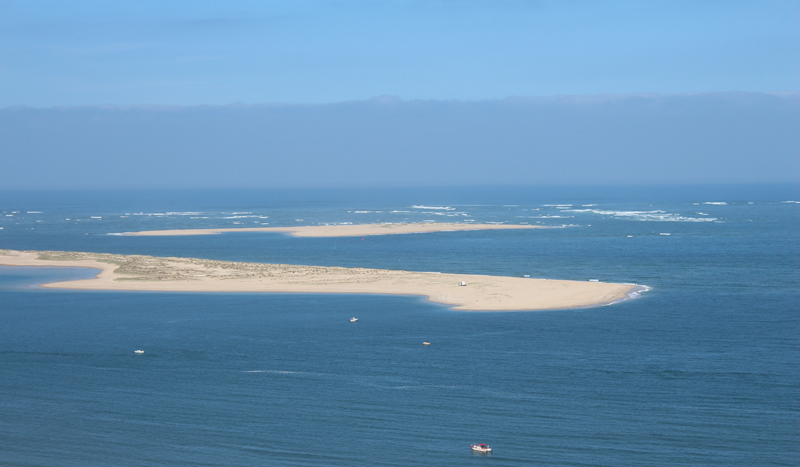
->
[471,443,492,453]
[134,350,145,354]
[350,317,358,322]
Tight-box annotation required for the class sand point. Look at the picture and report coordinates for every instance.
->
[123,222,543,238]
[0,249,642,311]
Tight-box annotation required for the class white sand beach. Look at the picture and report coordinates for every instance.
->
[0,249,639,311]
[123,222,543,237]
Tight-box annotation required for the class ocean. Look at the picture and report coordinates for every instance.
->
[1,184,798,466]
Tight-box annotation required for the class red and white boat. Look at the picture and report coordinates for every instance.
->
[471,443,492,453]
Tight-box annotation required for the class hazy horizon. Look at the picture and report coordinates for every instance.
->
[2,1,797,190]
[2,92,798,190]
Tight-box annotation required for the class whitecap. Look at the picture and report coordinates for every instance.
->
[245,370,310,375]
[562,208,716,222]
[127,211,205,216]
[703,202,727,205]
[412,205,455,210]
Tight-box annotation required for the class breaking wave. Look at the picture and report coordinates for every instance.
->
[412,205,455,210]
[563,209,717,222]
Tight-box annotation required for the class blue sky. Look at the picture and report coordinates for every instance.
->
[1,0,797,106]
[1,1,797,189]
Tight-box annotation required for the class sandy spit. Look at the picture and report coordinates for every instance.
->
[123,222,543,237]
[0,249,641,311]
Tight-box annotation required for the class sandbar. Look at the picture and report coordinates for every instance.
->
[0,249,642,311]
[123,222,542,237]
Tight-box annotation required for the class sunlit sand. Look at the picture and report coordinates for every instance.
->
[0,249,641,311]
[123,222,543,237]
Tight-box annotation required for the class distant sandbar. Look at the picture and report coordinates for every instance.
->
[123,222,542,238]
[0,249,643,312]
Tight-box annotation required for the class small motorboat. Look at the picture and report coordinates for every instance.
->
[471,443,492,453]
[134,350,145,354]
[422,341,431,346]
[349,317,358,322]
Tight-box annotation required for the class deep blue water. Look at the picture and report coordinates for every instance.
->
[1,185,798,466]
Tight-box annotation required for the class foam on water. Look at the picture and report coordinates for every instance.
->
[412,205,455,210]
[563,208,717,222]
[0,185,797,467]
[127,212,206,216]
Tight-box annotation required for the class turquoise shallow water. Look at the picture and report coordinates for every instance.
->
[1,185,798,466]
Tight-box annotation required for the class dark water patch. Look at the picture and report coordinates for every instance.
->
[0,266,101,290]
[1,186,798,466]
